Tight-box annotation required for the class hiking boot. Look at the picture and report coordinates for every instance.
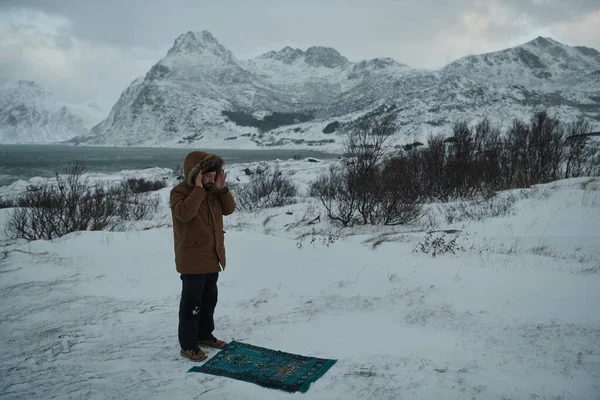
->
[198,336,227,349]
[180,348,207,362]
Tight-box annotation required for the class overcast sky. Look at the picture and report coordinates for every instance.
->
[1,0,599,109]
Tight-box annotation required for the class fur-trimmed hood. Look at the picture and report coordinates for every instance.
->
[183,151,224,186]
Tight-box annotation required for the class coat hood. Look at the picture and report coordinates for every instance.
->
[183,151,224,186]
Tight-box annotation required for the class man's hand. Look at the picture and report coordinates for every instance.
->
[195,172,203,187]
[215,169,227,190]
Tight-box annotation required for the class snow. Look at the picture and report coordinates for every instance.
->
[442,36,600,90]
[0,81,60,112]
[242,54,351,91]
[1,157,599,399]
[0,81,107,144]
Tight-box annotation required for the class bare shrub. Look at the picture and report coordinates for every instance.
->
[413,230,464,257]
[295,227,341,248]
[502,111,566,188]
[4,161,159,241]
[408,111,596,202]
[378,153,423,225]
[310,114,422,226]
[529,110,564,184]
[422,118,503,200]
[418,134,448,201]
[472,118,504,195]
[564,118,600,178]
[0,196,14,209]
[233,163,298,211]
[310,109,596,226]
[124,177,166,193]
[343,115,395,224]
[445,121,478,198]
[582,141,600,177]
[105,182,160,221]
[442,194,517,224]
[172,163,184,180]
[310,164,357,226]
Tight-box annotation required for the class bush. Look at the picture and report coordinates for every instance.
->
[310,164,358,226]
[502,111,564,188]
[393,111,597,203]
[413,230,464,257]
[564,118,599,178]
[441,194,518,224]
[233,163,298,211]
[403,118,505,201]
[0,196,14,209]
[124,177,166,193]
[323,121,340,133]
[311,109,597,226]
[377,154,423,225]
[310,114,422,226]
[4,162,159,241]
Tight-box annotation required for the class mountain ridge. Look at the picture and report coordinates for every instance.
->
[77,31,600,149]
[3,31,599,148]
[0,81,106,144]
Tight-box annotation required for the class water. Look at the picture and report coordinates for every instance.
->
[0,144,339,187]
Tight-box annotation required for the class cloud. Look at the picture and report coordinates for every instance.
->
[0,7,72,36]
[0,10,72,83]
[503,0,600,25]
[423,0,535,67]
[420,0,600,68]
[553,10,600,48]
[0,8,160,107]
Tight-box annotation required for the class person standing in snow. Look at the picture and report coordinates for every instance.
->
[170,151,236,361]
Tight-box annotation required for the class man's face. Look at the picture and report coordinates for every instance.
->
[201,171,217,187]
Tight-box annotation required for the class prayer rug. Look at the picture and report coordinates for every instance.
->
[188,340,337,393]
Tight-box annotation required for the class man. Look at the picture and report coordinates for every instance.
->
[170,151,235,361]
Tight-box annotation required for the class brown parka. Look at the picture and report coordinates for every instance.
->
[170,151,236,274]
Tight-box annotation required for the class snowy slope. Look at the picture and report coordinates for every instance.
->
[0,160,599,399]
[0,81,106,144]
[443,37,600,87]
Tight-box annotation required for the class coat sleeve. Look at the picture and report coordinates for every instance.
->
[170,186,206,223]
[217,187,236,216]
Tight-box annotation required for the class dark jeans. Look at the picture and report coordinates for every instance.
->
[178,273,219,351]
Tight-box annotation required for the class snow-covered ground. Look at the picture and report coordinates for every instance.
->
[1,157,599,399]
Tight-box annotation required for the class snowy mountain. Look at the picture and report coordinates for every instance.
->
[0,81,106,144]
[75,32,600,150]
[443,37,600,84]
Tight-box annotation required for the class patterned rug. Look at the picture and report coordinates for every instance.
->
[188,340,337,393]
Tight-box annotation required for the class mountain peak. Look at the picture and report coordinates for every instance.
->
[0,80,105,143]
[574,45,600,59]
[519,36,600,66]
[442,35,600,82]
[527,36,562,48]
[304,46,349,68]
[352,57,410,72]
[198,30,217,42]
[258,46,305,64]
[2,80,45,92]
[1,81,51,106]
[255,45,349,68]
[166,30,229,57]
